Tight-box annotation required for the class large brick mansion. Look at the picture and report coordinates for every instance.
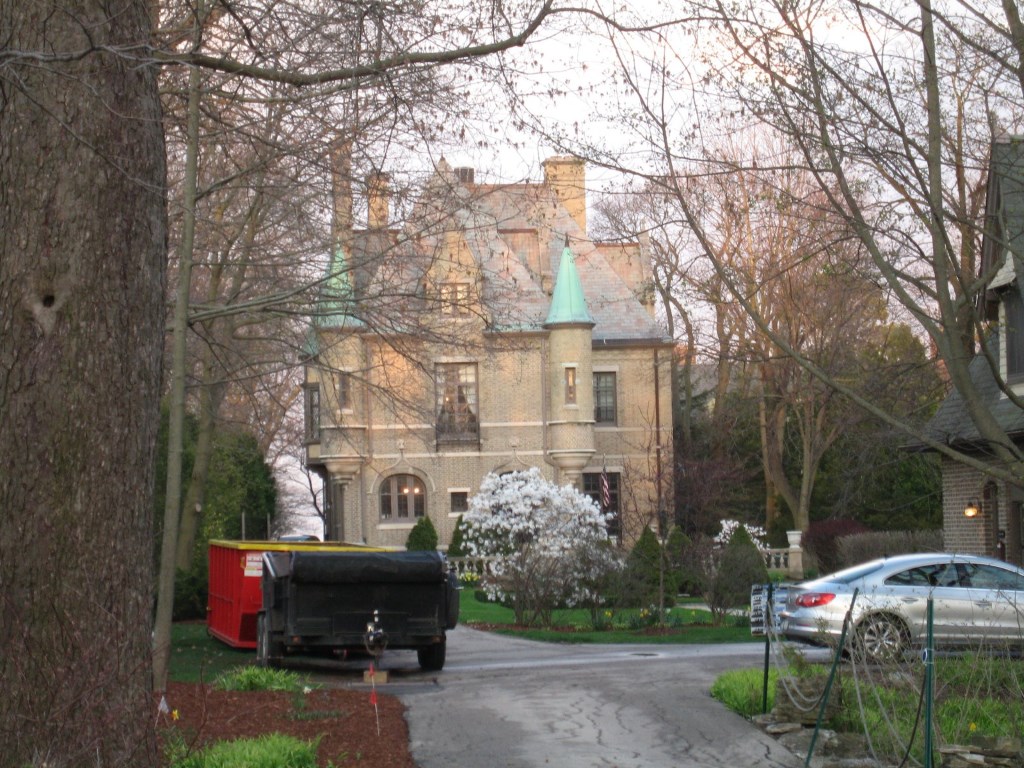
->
[303,155,674,549]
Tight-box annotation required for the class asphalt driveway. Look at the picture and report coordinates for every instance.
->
[376,626,802,768]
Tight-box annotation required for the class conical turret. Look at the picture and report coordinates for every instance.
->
[545,243,595,484]
[545,243,594,328]
[317,243,364,331]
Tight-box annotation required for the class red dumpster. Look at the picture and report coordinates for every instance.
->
[207,539,387,648]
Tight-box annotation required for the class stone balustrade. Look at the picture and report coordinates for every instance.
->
[766,546,804,579]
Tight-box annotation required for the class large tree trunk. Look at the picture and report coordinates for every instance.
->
[0,1,166,765]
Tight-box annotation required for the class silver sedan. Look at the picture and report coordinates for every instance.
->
[780,553,1024,660]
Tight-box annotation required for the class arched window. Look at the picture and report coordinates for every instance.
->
[380,474,426,521]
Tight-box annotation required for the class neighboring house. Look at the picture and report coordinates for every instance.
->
[920,135,1024,566]
[302,156,674,549]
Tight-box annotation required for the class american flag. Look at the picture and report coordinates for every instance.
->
[600,469,611,511]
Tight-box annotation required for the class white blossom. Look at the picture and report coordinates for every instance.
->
[713,519,768,552]
[463,468,621,623]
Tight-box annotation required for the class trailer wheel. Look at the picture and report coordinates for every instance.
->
[417,639,446,671]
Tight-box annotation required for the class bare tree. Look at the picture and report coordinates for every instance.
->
[2,0,571,759]
[150,0,566,692]
[593,189,753,533]
[680,0,1024,487]
[595,134,893,533]
[514,0,1024,497]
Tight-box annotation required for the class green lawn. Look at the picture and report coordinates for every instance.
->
[458,590,754,644]
[168,593,752,682]
[170,623,255,683]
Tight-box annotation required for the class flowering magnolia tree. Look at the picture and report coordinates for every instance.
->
[464,468,621,627]
[714,519,768,552]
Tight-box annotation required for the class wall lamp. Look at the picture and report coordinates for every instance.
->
[964,500,980,518]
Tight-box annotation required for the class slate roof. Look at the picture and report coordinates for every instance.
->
[922,333,1024,447]
[572,241,665,343]
[466,173,666,342]
[335,160,669,344]
[920,135,1024,448]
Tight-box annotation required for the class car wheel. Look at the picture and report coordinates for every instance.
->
[417,640,446,671]
[853,614,908,663]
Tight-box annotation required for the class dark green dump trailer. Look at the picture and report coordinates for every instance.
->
[257,550,459,671]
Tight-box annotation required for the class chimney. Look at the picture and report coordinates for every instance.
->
[542,156,586,234]
[367,171,390,229]
[330,141,353,248]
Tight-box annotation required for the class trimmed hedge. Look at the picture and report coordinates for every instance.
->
[406,516,439,551]
[836,529,944,569]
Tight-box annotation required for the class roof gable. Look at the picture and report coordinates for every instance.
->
[921,137,1024,446]
[981,137,1024,308]
[347,161,669,343]
[922,333,1024,445]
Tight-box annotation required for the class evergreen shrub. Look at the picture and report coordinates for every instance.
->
[705,525,768,623]
[447,514,466,556]
[406,516,439,551]
[620,526,676,608]
[665,526,695,594]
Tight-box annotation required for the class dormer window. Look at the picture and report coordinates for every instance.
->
[440,283,470,316]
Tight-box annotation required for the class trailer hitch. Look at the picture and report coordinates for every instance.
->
[364,609,386,656]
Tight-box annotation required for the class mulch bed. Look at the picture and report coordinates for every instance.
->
[159,682,416,767]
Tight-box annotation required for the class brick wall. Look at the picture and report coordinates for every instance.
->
[941,457,996,556]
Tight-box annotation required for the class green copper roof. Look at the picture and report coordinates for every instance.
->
[316,244,364,330]
[301,327,320,358]
[545,244,594,326]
